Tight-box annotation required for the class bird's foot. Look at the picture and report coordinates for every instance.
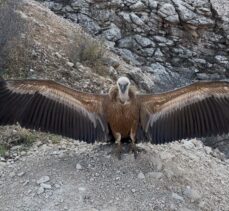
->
[129,143,138,159]
[129,144,146,159]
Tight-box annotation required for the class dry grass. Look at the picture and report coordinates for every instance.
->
[0,0,32,78]
[0,144,8,157]
[68,32,108,76]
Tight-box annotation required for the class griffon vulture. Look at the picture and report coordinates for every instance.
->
[1,77,229,158]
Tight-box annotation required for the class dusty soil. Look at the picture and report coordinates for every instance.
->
[0,127,229,211]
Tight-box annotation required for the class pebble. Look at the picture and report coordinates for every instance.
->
[160,152,175,160]
[115,177,120,181]
[179,208,194,211]
[137,172,145,179]
[152,158,162,171]
[17,172,25,177]
[55,52,62,58]
[78,187,86,193]
[183,186,201,202]
[40,183,52,189]
[23,180,29,186]
[54,184,61,188]
[20,151,27,156]
[131,188,136,193]
[172,192,184,201]
[0,157,6,162]
[37,187,45,195]
[76,163,83,170]
[37,176,50,184]
[9,172,16,178]
[182,140,195,150]
[146,172,163,179]
[204,146,212,154]
[67,61,74,67]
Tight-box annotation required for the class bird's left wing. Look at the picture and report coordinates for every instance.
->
[0,80,109,143]
[137,81,229,144]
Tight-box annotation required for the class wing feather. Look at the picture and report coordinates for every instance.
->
[138,81,229,143]
[0,80,109,142]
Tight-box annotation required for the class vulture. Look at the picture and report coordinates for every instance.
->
[1,77,229,158]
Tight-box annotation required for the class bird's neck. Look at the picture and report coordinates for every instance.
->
[118,90,129,103]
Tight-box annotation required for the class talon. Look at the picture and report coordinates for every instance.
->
[115,143,122,160]
[130,143,138,159]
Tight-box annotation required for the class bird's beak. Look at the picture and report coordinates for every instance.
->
[120,84,127,94]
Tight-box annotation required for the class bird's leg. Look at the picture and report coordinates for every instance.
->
[130,129,138,159]
[114,133,122,160]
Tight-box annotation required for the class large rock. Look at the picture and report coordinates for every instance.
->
[171,0,214,26]
[158,3,180,23]
[103,23,122,41]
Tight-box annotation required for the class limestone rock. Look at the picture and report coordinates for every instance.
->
[103,23,122,41]
[158,3,179,23]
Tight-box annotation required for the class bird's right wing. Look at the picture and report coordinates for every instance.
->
[0,80,109,143]
[137,81,229,144]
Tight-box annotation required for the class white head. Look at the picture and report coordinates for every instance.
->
[117,76,131,102]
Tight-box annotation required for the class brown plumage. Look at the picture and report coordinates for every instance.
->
[1,77,229,158]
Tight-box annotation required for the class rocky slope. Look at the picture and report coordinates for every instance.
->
[0,0,229,211]
[40,0,229,92]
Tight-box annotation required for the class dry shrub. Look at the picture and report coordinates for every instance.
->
[68,32,108,76]
[0,0,32,78]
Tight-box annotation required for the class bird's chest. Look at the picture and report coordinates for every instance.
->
[106,100,139,136]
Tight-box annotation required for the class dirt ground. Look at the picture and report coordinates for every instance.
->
[0,128,229,211]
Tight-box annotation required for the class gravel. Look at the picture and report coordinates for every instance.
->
[0,135,229,211]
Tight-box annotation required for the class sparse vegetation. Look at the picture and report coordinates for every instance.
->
[68,33,108,76]
[0,144,8,157]
[0,0,32,78]
[16,129,37,147]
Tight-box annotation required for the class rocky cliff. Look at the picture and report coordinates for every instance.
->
[41,0,229,92]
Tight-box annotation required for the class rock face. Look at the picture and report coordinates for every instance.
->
[41,0,229,92]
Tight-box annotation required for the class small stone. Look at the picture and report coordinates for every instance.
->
[76,163,83,170]
[0,157,6,162]
[183,186,201,202]
[172,192,184,201]
[115,177,120,181]
[179,208,194,211]
[78,187,86,192]
[137,172,145,179]
[37,187,45,195]
[29,69,35,72]
[152,157,162,171]
[17,172,25,177]
[20,151,27,156]
[37,176,50,184]
[182,140,195,150]
[146,172,163,179]
[131,188,136,193]
[9,172,16,178]
[67,61,74,67]
[23,180,29,186]
[55,184,61,188]
[40,183,52,189]
[204,146,212,154]
[164,169,174,179]
[55,52,62,59]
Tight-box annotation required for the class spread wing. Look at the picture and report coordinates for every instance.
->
[138,81,229,144]
[0,80,109,143]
